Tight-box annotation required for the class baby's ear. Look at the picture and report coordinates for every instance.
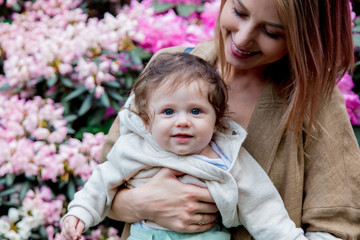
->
[141,116,152,132]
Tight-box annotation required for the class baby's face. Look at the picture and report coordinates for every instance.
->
[145,80,217,156]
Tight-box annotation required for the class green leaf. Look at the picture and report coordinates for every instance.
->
[110,99,122,112]
[36,76,45,84]
[353,25,360,33]
[103,81,121,88]
[5,173,15,186]
[196,5,204,12]
[107,89,124,102]
[39,225,47,238]
[46,76,58,86]
[176,4,197,17]
[19,181,32,201]
[100,92,110,107]
[0,83,10,91]
[130,47,152,60]
[13,87,23,93]
[89,108,106,126]
[63,114,78,123]
[63,85,87,102]
[0,200,20,207]
[152,3,174,13]
[61,77,75,88]
[11,2,21,12]
[66,178,76,200]
[130,53,142,66]
[125,75,135,89]
[61,99,71,115]
[74,177,85,186]
[0,187,18,198]
[103,115,117,133]
[352,125,360,147]
[0,178,7,185]
[0,20,13,24]
[66,126,75,135]
[78,94,93,116]
[353,34,360,47]
[354,17,360,25]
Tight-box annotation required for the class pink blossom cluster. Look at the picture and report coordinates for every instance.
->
[24,0,83,16]
[156,0,202,6]
[0,186,64,239]
[85,225,121,240]
[129,0,220,53]
[0,95,67,180]
[338,72,360,125]
[350,2,356,26]
[0,1,144,98]
[0,0,19,8]
[0,94,106,181]
[59,132,106,181]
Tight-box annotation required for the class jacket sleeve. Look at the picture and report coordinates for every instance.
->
[302,87,360,239]
[64,160,127,230]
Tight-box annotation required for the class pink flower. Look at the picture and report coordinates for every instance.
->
[338,72,360,125]
[94,86,105,98]
[58,63,73,75]
[32,128,51,140]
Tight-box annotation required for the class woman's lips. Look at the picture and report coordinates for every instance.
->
[230,37,260,59]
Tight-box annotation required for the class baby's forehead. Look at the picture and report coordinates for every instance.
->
[154,76,210,94]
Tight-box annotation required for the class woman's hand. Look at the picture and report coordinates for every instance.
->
[108,168,218,233]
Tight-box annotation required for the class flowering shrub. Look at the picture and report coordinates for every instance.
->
[0,0,220,239]
[0,0,359,239]
[337,2,360,126]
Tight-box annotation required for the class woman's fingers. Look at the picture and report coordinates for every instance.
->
[195,213,217,226]
[131,168,219,232]
[108,167,219,233]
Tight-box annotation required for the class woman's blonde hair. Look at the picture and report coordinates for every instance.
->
[215,0,354,139]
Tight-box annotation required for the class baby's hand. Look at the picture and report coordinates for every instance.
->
[61,216,85,240]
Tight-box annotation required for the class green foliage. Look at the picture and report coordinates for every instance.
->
[152,0,204,16]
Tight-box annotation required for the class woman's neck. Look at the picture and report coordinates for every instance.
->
[224,67,267,129]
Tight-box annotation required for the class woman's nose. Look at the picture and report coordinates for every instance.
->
[233,23,256,48]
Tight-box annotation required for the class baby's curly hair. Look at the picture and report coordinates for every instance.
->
[132,52,228,130]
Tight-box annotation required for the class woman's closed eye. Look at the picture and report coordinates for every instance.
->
[232,7,247,18]
[263,27,283,39]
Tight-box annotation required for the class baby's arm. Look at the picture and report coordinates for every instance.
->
[61,216,85,240]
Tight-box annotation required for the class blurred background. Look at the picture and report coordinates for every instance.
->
[0,0,359,239]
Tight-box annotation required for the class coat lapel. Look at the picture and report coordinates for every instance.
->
[243,82,286,173]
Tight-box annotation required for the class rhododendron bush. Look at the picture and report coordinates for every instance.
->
[0,0,220,238]
[0,0,359,239]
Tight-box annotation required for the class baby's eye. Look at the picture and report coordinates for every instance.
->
[163,109,174,115]
[191,109,201,115]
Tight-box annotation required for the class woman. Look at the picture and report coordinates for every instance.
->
[100,0,360,239]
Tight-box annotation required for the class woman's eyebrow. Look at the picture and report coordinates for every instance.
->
[236,0,249,12]
[236,0,284,30]
[267,22,284,30]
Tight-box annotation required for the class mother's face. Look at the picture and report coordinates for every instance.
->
[219,0,288,71]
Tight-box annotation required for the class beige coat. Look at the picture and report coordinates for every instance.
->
[100,41,360,240]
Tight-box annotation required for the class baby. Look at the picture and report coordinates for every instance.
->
[61,52,306,240]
